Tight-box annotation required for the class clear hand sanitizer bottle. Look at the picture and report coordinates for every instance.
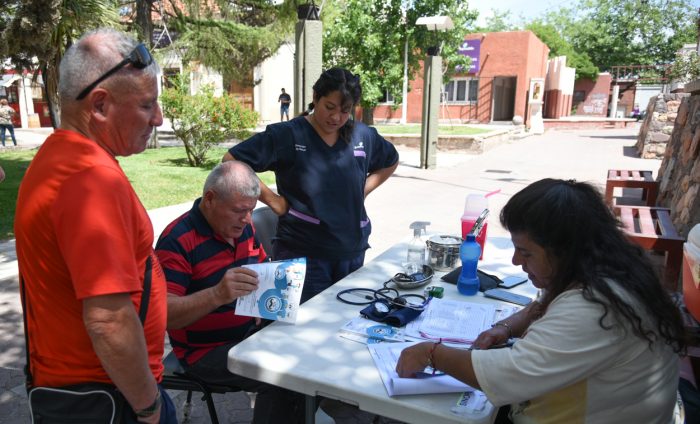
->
[406,221,430,275]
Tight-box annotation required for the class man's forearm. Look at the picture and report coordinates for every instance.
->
[166,291,221,329]
[84,294,159,413]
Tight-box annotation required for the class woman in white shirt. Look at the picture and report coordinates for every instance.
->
[397,178,685,424]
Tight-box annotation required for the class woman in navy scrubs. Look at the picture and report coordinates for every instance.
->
[223,68,399,302]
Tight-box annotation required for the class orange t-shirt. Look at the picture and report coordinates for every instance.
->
[15,129,167,387]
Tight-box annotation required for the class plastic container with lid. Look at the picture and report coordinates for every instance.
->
[683,224,700,322]
[461,194,488,260]
[426,235,462,271]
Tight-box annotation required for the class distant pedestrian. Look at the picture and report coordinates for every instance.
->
[0,98,17,147]
[632,103,642,121]
[278,88,291,121]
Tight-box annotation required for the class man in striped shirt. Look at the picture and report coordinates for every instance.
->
[156,161,303,423]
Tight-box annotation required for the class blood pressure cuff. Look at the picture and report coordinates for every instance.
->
[360,302,423,327]
[441,268,501,292]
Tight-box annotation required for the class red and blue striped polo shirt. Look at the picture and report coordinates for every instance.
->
[155,198,266,365]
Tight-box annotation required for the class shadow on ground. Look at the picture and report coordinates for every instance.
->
[589,134,638,141]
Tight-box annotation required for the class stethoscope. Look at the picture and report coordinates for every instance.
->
[336,279,429,318]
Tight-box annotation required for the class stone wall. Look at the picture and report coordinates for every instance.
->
[657,92,700,237]
[636,93,689,159]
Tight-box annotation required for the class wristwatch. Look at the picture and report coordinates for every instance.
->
[135,390,162,418]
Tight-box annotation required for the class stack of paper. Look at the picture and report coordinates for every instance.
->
[405,299,497,343]
[367,341,475,396]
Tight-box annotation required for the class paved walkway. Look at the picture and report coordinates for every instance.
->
[0,125,655,423]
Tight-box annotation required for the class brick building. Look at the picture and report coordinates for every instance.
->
[373,30,550,127]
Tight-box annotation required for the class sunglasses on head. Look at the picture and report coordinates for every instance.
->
[76,43,154,100]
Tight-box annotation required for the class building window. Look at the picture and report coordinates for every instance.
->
[378,89,394,104]
[443,78,478,103]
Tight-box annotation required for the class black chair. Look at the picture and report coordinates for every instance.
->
[252,206,279,259]
[160,350,240,424]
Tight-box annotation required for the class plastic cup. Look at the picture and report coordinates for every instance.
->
[461,217,487,260]
[461,194,488,260]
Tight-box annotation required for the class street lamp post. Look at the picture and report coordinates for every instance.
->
[295,2,322,117]
[416,16,453,170]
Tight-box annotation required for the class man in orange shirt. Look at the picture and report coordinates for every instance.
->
[15,28,174,423]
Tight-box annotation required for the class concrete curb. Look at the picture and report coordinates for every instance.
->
[381,126,526,154]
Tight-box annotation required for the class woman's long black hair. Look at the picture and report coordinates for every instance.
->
[500,178,685,352]
[312,68,361,143]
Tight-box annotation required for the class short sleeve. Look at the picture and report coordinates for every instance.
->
[471,291,627,406]
[366,126,399,172]
[155,235,193,297]
[229,124,292,172]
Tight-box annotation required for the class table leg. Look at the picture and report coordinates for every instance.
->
[305,395,316,424]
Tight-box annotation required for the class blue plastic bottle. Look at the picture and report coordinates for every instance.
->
[457,234,481,295]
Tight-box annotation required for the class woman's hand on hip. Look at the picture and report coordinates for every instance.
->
[268,195,289,216]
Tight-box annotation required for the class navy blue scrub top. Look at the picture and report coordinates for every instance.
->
[229,116,399,260]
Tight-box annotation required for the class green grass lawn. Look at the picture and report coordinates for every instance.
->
[372,124,491,136]
[0,146,274,240]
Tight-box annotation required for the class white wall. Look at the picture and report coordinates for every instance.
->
[254,41,296,125]
[190,63,224,97]
[545,56,575,95]
[636,85,663,111]
[18,75,35,128]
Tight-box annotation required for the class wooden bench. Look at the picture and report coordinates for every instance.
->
[605,169,659,206]
[614,205,684,286]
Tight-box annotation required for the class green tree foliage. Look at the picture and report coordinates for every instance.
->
[323,0,477,115]
[164,0,297,87]
[0,0,119,127]
[526,21,598,80]
[668,50,700,84]
[544,0,695,71]
[472,9,515,33]
[160,71,259,167]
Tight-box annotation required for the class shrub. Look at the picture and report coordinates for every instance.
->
[161,72,259,167]
[668,51,700,84]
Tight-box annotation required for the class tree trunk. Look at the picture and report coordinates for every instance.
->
[362,107,374,126]
[148,127,160,149]
[42,63,60,129]
[136,0,154,46]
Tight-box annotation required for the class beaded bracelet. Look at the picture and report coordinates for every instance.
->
[492,322,513,339]
[428,339,442,375]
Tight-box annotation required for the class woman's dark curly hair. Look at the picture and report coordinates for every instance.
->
[312,68,361,144]
[500,178,685,352]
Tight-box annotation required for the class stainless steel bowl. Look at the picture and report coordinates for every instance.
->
[426,235,462,271]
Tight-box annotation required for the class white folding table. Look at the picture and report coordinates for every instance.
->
[227,236,536,424]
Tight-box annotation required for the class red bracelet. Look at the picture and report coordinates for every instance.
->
[428,339,442,374]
